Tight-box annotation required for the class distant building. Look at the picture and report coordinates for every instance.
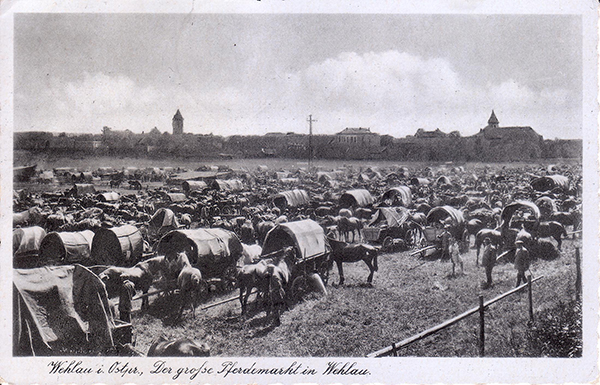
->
[335,127,381,146]
[476,110,543,142]
[172,109,184,135]
[413,128,447,138]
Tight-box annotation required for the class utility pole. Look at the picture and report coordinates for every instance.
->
[307,114,317,169]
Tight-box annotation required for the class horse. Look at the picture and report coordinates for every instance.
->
[537,221,567,250]
[109,179,122,189]
[147,335,210,357]
[466,218,485,245]
[328,238,379,285]
[338,216,363,243]
[474,229,503,266]
[177,266,205,319]
[99,256,165,310]
[265,249,293,326]
[237,259,270,316]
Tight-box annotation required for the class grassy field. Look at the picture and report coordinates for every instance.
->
[131,236,582,357]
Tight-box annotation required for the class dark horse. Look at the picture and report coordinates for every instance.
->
[537,221,567,250]
[328,238,379,285]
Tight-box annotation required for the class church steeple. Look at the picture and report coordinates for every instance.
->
[488,110,499,128]
[172,109,184,135]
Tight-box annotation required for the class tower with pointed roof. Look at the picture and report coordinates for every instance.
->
[487,110,499,128]
[172,109,184,135]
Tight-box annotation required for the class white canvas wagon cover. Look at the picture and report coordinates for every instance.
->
[39,230,95,265]
[13,226,47,258]
[262,219,327,260]
[13,264,116,356]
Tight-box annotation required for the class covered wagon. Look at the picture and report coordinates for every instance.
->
[273,189,310,210]
[364,206,421,250]
[211,179,244,192]
[90,224,143,266]
[69,183,96,197]
[379,186,412,207]
[148,208,180,241]
[412,205,468,257]
[261,219,331,298]
[182,180,208,195]
[530,175,569,192]
[339,189,374,209]
[13,226,47,268]
[14,264,129,356]
[38,230,95,265]
[156,228,243,283]
[96,192,120,202]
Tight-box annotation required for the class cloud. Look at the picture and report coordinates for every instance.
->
[18,51,580,139]
[61,72,160,114]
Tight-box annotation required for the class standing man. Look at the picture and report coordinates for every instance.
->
[481,237,497,289]
[439,224,452,260]
[514,240,530,287]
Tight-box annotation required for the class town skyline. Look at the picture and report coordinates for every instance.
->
[14,14,582,139]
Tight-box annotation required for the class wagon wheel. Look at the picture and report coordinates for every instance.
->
[290,276,310,301]
[405,227,425,248]
[382,236,394,251]
[221,205,234,215]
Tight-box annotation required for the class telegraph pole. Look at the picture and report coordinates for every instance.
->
[307,114,317,169]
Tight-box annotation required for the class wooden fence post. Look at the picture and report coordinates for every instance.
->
[527,275,534,323]
[575,247,582,301]
[479,295,485,357]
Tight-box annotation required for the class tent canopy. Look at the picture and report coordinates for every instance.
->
[339,189,374,208]
[13,264,116,356]
[530,175,569,192]
[90,225,143,266]
[435,176,452,186]
[156,228,242,278]
[380,186,412,207]
[273,189,310,209]
[262,219,328,260]
[39,230,95,265]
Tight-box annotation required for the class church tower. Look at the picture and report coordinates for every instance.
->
[487,110,499,128]
[172,109,184,135]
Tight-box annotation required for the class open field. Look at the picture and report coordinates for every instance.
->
[13,150,580,172]
[131,236,581,357]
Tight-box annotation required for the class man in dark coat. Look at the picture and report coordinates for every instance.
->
[481,237,497,289]
[514,240,530,287]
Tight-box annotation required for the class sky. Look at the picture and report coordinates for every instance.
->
[14,13,582,139]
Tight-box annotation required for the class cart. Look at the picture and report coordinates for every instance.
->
[261,219,331,300]
[411,205,469,258]
[363,206,424,251]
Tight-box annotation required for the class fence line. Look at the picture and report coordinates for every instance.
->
[367,275,544,358]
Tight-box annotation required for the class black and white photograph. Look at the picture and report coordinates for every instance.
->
[1,1,598,384]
